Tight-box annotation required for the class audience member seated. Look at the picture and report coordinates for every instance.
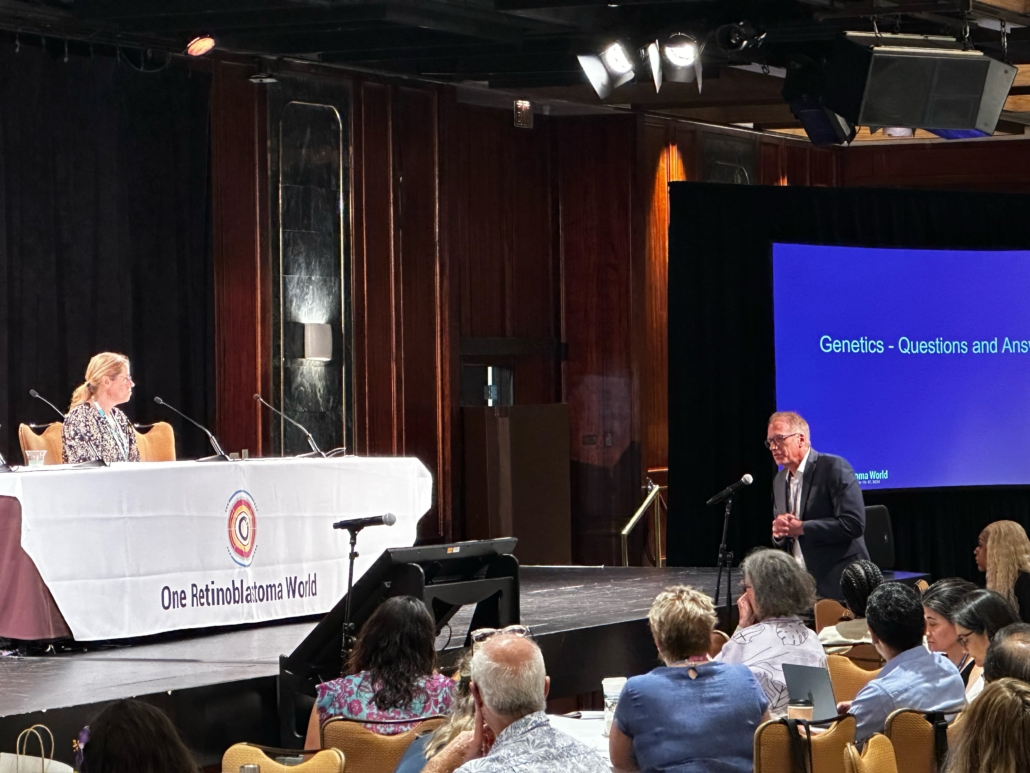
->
[78,699,198,773]
[942,678,1030,773]
[841,583,966,744]
[717,548,825,716]
[396,652,475,773]
[819,560,883,650]
[952,589,1021,700]
[922,578,980,689]
[983,623,1030,685]
[608,585,770,773]
[974,520,1030,623]
[424,633,608,773]
[305,596,454,746]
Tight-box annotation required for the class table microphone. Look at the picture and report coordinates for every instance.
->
[253,394,325,457]
[332,513,397,532]
[153,396,230,461]
[29,389,108,467]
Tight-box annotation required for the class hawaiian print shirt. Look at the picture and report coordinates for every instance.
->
[456,712,610,773]
[315,672,454,735]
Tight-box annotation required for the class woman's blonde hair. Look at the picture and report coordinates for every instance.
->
[424,651,474,758]
[984,521,1030,610]
[648,585,716,663]
[70,352,130,410]
[943,678,1030,773]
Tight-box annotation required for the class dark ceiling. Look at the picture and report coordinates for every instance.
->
[5,0,1030,131]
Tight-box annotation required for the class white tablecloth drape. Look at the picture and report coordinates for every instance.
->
[0,457,432,640]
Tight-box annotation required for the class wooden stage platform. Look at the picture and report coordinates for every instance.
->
[0,565,924,766]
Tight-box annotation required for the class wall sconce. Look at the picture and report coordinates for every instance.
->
[304,323,332,361]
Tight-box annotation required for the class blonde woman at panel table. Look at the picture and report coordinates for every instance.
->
[62,352,141,464]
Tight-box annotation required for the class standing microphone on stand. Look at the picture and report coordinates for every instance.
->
[707,472,753,630]
[153,397,230,461]
[29,389,108,467]
[332,513,397,532]
[706,473,753,506]
[253,394,325,457]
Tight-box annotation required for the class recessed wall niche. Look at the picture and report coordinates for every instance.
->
[268,76,352,455]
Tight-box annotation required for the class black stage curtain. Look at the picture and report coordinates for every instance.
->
[0,45,213,460]
[668,182,1030,585]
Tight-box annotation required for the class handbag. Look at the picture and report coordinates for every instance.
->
[0,725,74,773]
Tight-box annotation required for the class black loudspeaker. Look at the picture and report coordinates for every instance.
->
[864,505,895,570]
[787,94,857,146]
[823,33,1016,136]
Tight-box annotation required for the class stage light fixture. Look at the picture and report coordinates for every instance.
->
[715,22,765,54]
[664,36,697,67]
[578,40,636,99]
[650,33,702,92]
[186,35,216,57]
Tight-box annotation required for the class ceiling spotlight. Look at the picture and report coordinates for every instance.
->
[664,36,698,67]
[186,36,216,57]
[715,22,765,54]
[578,41,637,99]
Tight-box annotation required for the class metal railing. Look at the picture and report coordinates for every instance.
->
[621,478,664,567]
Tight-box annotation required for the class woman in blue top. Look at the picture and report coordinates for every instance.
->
[610,586,770,773]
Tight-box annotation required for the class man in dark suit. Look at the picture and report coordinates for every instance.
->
[767,411,870,600]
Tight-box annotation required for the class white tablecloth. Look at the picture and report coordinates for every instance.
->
[549,713,611,766]
[0,457,432,640]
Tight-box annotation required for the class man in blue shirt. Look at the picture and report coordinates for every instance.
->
[839,583,967,743]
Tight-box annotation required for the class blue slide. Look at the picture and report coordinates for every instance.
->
[772,243,1030,490]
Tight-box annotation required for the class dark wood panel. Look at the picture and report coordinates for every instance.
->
[810,148,838,187]
[394,86,444,539]
[785,144,810,187]
[559,116,640,566]
[355,81,397,454]
[211,61,264,456]
[841,138,1030,191]
[759,139,785,186]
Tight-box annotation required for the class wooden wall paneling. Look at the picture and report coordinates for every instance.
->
[840,138,1030,191]
[674,126,696,182]
[759,139,786,186]
[810,147,838,187]
[354,81,398,454]
[785,144,810,186]
[394,86,445,540]
[559,116,640,566]
[211,61,264,456]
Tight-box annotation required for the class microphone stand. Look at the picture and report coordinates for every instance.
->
[28,392,108,468]
[337,522,368,672]
[712,495,735,631]
[154,397,230,462]
[253,395,326,458]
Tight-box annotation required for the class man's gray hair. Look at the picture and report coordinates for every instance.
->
[768,411,811,445]
[470,635,547,717]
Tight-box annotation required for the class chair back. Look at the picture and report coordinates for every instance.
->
[864,505,894,569]
[18,423,64,465]
[815,599,851,634]
[843,734,899,773]
[753,715,855,773]
[843,643,884,671]
[321,716,445,773]
[827,654,880,703]
[222,743,344,773]
[134,421,176,462]
[915,579,930,593]
[710,629,730,657]
[885,709,951,773]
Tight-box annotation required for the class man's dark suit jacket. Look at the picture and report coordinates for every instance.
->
[772,448,870,601]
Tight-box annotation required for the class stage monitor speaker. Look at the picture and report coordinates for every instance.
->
[823,34,1016,136]
[864,505,895,570]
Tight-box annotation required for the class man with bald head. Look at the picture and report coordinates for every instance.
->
[425,632,608,773]
[767,410,870,600]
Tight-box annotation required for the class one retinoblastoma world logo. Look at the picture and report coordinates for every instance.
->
[226,490,258,567]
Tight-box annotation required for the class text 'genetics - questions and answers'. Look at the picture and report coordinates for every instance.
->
[818,335,1030,355]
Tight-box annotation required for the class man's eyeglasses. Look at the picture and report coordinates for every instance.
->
[764,433,800,449]
[469,624,532,646]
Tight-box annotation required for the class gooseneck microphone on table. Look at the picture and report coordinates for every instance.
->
[332,513,397,532]
[705,473,754,506]
[253,394,326,458]
[153,396,230,462]
[29,389,108,467]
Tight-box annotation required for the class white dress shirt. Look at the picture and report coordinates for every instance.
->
[788,448,812,569]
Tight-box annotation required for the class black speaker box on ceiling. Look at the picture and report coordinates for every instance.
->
[823,33,1016,136]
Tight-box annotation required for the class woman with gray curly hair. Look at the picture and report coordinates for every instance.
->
[716,548,826,717]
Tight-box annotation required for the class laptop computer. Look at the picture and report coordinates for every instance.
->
[782,663,840,722]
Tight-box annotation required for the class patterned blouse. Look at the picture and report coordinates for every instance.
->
[62,402,141,464]
[716,616,827,717]
[315,672,454,735]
